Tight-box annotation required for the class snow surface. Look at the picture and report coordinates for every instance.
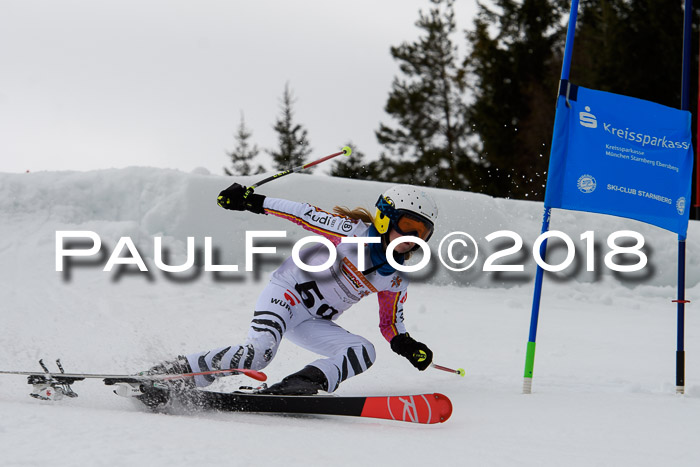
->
[1,168,699,466]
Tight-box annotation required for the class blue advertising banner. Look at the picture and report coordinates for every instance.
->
[544,81,694,236]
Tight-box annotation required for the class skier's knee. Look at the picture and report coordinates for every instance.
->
[357,341,376,370]
[358,336,376,365]
[317,341,376,393]
[345,339,376,374]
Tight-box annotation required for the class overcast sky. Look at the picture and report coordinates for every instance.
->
[1,0,478,175]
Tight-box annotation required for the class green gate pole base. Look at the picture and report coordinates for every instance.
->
[523,341,536,394]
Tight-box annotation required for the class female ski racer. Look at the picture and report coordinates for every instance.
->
[148,182,438,395]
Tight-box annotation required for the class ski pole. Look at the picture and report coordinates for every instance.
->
[244,146,352,199]
[431,363,465,377]
[159,368,267,382]
[413,351,465,377]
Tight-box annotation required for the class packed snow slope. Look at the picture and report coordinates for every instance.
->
[1,167,699,467]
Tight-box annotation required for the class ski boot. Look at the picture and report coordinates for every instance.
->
[135,355,194,409]
[259,366,328,395]
[142,355,192,379]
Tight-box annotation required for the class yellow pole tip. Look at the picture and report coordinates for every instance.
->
[342,145,352,157]
[457,368,466,377]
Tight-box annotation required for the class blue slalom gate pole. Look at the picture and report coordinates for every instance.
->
[523,0,580,394]
[676,239,686,394]
[675,0,693,395]
[523,208,551,393]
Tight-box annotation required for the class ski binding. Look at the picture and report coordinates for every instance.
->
[28,359,81,401]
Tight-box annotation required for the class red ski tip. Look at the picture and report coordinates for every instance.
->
[432,393,453,423]
[361,392,453,424]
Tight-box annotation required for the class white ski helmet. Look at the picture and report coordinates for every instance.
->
[374,185,438,241]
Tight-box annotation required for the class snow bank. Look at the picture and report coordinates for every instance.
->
[2,167,697,289]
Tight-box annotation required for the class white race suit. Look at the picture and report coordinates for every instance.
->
[186,197,410,392]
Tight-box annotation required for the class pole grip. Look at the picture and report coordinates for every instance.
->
[430,363,465,377]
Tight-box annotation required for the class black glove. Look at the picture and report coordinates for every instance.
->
[217,183,266,214]
[390,333,433,371]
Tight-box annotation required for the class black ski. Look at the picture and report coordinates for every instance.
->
[159,388,453,424]
[2,360,452,423]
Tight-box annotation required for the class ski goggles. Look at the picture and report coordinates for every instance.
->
[394,211,434,241]
[375,196,435,241]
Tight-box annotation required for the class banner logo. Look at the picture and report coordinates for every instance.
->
[577,174,597,193]
[579,106,597,128]
[677,197,686,216]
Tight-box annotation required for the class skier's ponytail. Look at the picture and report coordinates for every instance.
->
[332,206,373,225]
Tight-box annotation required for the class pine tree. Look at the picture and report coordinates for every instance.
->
[465,0,568,200]
[330,144,381,180]
[572,0,685,108]
[464,0,695,200]
[268,83,312,171]
[224,112,265,176]
[376,0,474,190]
